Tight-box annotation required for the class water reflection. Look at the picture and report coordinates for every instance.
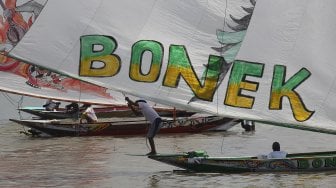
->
[147,174,161,188]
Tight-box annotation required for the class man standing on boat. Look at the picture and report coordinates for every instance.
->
[125,97,162,155]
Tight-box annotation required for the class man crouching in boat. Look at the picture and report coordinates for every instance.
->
[80,104,98,123]
[125,97,162,155]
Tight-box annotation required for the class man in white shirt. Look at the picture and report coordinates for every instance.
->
[125,97,162,155]
[80,104,98,123]
[267,141,287,159]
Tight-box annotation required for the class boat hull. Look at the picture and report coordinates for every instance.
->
[148,151,336,173]
[19,106,195,119]
[10,116,237,137]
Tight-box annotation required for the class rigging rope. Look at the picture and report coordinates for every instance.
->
[216,0,229,115]
[77,81,83,121]
[17,95,24,119]
[1,92,18,107]
[220,0,229,154]
[221,136,225,154]
[1,92,24,119]
[145,137,151,153]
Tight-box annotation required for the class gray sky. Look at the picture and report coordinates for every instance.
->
[0,93,44,121]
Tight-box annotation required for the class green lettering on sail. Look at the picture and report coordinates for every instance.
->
[163,45,222,101]
[225,60,263,108]
[130,40,163,82]
[80,35,121,77]
[270,65,314,122]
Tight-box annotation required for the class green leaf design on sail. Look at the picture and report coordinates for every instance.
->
[222,42,243,63]
[216,30,246,45]
[189,0,255,103]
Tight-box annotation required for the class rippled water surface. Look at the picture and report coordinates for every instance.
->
[1,121,336,188]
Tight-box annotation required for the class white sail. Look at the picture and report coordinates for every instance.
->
[0,0,126,105]
[235,0,336,130]
[0,71,127,105]
[8,0,336,132]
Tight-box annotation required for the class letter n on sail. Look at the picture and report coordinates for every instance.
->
[163,45,223,101]
[269,65,314,122]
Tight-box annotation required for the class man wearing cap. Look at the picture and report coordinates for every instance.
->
[125,97,162,155]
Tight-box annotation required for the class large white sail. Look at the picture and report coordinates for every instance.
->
[8,0,336,132]
[0,0,126,105]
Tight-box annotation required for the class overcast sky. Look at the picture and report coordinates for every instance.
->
[0,93,44,121]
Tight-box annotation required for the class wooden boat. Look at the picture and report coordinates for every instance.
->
[9,116,238,137]
[148,150,336,173]
[18,106,196,119]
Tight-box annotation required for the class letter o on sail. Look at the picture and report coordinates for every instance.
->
[130,40,163,82]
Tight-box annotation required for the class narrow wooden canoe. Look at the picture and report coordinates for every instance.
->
[10,116,238,137]
[148,150,336,173]
[18,106,196,119]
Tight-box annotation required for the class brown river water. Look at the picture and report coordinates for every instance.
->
[0,120,336,188]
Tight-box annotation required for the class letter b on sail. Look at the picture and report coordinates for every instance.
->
[79,35,121,77]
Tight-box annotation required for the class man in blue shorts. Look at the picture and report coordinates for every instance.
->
[125,97,162,155]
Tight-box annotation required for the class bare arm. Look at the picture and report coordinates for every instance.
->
[125,97,141,115]
[125,97,137,106]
